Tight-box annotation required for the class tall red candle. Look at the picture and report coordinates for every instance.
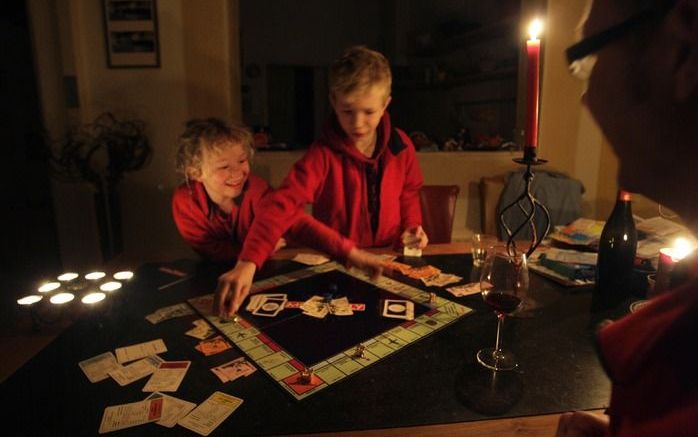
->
[525,37,540,149]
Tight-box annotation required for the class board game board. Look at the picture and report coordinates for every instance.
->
[189,262,472,400]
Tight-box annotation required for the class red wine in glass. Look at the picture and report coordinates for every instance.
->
[483,292,522,314]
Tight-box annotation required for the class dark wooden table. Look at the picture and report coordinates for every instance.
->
[0,245,613,436]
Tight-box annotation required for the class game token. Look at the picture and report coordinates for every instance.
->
[429,292,437,304]
[353,344,366,359]
[298,368,313,385]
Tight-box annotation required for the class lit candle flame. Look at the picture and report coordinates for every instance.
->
[672,237,696,261]
[528,18,543,41]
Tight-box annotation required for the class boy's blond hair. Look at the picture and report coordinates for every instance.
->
[329,45,392,100]
[176,118,254,180]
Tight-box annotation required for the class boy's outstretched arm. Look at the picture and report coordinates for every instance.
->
[214,260,256,317]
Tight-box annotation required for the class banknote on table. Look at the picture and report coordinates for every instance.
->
[292,253,330,265]
[142,361,191,392]
[115,338,167,364]
[146,302,195,324]
[144,392,197,428]
[210,357,256,383]
[109,355,163,386]
[79,352,120,383]
[421,273,463,287]
[446,282,482,297]
[178,391,243,436]
[98,397,163,434]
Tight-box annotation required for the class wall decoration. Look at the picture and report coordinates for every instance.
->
[103,0,160,68]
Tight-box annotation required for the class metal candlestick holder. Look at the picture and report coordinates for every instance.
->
[499,147,551,258]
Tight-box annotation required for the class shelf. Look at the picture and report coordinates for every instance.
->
[394,67,517,91]
[410,16,518,58]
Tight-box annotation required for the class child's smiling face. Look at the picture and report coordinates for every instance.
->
[195,141,250,207]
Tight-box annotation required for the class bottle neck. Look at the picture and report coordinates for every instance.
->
[618,190,632,202]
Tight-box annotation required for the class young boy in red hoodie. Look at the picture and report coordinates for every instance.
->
[171,118,384,295]
[216,46,428,317]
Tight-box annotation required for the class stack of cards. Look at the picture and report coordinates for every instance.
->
[300,296,329,318]
[79,352,120,383]
[195,336,231,356]
[382,299,415,320]
[403,246,422,257]
[145,303,195,324]
[246,293,287,317]
[211,357,256,383]
[109,355,164,386]
[292,253,330,265]
[421,273,462,287]
[185,319,215,340]
[299,295,356,319]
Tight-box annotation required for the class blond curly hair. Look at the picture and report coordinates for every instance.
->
[175,118,254,180]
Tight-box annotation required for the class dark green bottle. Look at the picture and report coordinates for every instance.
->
[594,190,637,310]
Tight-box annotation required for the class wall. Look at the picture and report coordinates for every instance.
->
[28,0,242,267]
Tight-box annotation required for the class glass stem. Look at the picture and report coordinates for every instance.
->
[494,313,505,354]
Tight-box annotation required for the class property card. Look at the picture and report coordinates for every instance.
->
[145,302,195,324]
[79,351,120,383]
[98,397,163,434]
[178,391,243,436]
[144,392,196,428]
[446,282,482,297]
[210,357,256,383]
[186,319,215,340]
[195,336,231,356]
[403,246,422,257]
[109,355,163,386]
[142,361,191,392]
[115,339,167,364]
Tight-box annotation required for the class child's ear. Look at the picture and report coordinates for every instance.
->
[186,166,202,182]
[671,0,698,101]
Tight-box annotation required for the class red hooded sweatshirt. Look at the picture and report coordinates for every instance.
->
[597,258,698,436]
[239,112,423,268]
[172,174,355,262]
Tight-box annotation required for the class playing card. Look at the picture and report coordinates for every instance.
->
[109,355,164,386]
[79,351,120,383]
[98,398,163,433]
[144,392,196,428]
[185,319,215,340]
[382,299,414,320]
[251,296,286,317]
[178,392,243,436]
[446,282,482,297]
[115,339,167,364]
[196,336,231,356]
[142,361,191,392]
[330,297,353,316]
[403,246,422,257]
[211,357,256,383]
[145,303,194,324]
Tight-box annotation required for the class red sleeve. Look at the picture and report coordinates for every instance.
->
[171,187,236,262]
[397,129,423,230]
[285,212,356,262]
[238,146,329,267]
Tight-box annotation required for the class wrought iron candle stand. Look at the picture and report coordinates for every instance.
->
[499,147,551,258]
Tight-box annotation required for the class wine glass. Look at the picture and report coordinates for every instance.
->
[477,246,528,371]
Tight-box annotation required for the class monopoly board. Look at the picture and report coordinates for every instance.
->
[189,262,472,400]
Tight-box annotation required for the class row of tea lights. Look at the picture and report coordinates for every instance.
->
[17,270,134,307]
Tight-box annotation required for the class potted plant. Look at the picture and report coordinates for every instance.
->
[49,112,152,261]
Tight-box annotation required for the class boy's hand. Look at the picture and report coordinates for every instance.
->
[401,225,429,249]
[272,238,287,254]
[555,411,608,437]
[346,248,384,281]
[214,260,257,317]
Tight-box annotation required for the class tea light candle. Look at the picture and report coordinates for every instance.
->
[653,237,696,296]
[525,18,543,150]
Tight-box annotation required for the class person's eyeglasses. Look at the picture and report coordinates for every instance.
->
[565,1,676,80]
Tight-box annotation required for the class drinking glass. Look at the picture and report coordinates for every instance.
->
[477,246,528,371]
[471,234,497,267]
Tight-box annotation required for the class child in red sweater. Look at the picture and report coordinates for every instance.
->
[172,119,384,311]
[216,46,428,316]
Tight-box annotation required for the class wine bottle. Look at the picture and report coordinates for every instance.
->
[594,190,638,310]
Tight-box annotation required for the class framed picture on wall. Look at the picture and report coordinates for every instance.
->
[103,0,160,68]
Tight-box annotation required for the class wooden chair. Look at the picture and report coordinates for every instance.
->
[419,185,460,244]
[479,175,507,237]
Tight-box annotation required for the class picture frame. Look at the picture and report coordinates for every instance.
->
[103,0,160,68]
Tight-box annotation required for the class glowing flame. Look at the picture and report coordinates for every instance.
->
[528,18,544,40]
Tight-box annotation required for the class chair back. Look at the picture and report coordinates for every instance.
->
[419,185,460,244]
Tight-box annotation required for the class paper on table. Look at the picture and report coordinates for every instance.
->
[98,398,163,433]
[178,391,243,436]
[115,339,167,364]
